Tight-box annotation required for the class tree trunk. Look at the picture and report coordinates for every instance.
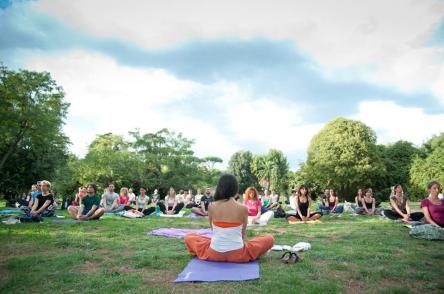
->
[0,123,27,172]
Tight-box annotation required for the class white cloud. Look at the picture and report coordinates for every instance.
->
[25,50,325,168]
[353,101,444,145]
[31,0,444,104]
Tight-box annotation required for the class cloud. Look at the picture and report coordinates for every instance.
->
[353,101,444,145]
[30,0,444,105]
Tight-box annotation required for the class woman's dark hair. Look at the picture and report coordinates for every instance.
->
[427,181,441,190]
[393,184,402,191]
[87,183,97,193]
[214,174,239,201]
[298,185,309,197]
[330,189,337,197]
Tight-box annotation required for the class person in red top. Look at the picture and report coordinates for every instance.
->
[118,187,133,211]
[243,187,274,225]
[421,181,444,227]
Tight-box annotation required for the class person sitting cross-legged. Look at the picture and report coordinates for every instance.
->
[191,188,213,216]
[22,180,56,220]
[68,184,105,220]
[383,184,423,222]
[184,174,274,263]
[287,185,321,222]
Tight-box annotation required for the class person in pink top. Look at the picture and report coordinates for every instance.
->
[410,181,444,240]
[118,187,133,211]
[243,187,274,225]
[421,181,444,227]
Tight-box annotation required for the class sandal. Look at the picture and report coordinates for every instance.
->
[280,251,292,264]
[289,252,303,263]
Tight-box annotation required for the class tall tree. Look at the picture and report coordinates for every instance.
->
[410,133,444,198]
[0,65,70,196]
[304,118,384,200]
[251,149,289,194]
[227,150,258,193]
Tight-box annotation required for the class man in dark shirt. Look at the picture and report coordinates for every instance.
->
[192,188,213,216]
[68,184,105,220]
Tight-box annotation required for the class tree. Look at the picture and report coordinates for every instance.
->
[251,149,289,194]
[227,150,258,193]
[73,133,143,193]
[0,65,70,196]
[410,133,444,198]
[201,156,223,169]
[304,118,384,200]
[373,141,419,199]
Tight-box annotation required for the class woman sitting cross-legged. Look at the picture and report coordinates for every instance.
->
[319,189,344,214]
[184,174,274,262]
[68,184,105,220]
[135,188,155,216]
[158,187,184,215]
[420,181,444,227]
[410,181,444,240]
[191,189,214,216]
[287,185,321,222]
[383,184,423,222]
[243,187,274,225]
[354,188,364,213]
[23,180,56,220]
[357,188,376,215]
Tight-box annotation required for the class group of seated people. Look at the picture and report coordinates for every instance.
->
[19,177,444,237]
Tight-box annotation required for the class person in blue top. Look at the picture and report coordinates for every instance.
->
[29,181,42,208]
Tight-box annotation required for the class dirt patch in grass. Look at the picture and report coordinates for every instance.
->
[377,277,431,294]
[270,227,288,234]
[345,279,365,294]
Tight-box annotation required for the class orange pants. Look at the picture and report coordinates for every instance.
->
[184,233,274,263]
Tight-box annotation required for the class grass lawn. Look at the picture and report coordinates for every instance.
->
[0,204,443,294]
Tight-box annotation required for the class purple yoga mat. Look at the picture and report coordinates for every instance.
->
[148,228,213,238]
[175,258,259,282]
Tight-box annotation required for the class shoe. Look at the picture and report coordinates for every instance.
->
[280,251,292,264]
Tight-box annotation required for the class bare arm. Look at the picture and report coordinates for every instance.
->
[422,206,439,226]
[362,199,369,214]
[36,200,51,214]
[355,197,359,207]
[390,198,406,217]
[405,199,411,215]
[371,199,375,214]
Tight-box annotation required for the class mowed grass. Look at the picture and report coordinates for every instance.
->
[0,204,443,294]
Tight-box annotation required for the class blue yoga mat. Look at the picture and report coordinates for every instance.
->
[175,258,259,282]
[0,209,21,214]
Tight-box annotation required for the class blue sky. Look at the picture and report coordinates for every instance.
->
[1,0,444,169]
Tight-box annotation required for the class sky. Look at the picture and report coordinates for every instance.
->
[1,0,444,169]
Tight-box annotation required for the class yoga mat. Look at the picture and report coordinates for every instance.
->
[52,219,82,224]
[175,258,259,282]
[187,213,208,219]
[0,209,21,214]
[148,228,212,238]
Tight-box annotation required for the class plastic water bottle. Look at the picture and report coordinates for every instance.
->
[155,205,160,216]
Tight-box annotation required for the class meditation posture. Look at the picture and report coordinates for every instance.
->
[118,187,133,211]
[243,187,274,225]
[101,183,119,211]
[136,188,155,216]
[410,181,444,240]
[319,189,344,214]
[184,174,274,262]
[421,181,444,227]
[287,185,321,222]
[158,187,184,215]
[262,189,280,210]
[384,184,423,221]
[192,188,213,216]
[354,189,364,212]
[23,180,56,219]
[68,184,104,220]
[358,189,376,215]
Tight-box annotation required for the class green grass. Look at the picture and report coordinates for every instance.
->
[0,206,443,294]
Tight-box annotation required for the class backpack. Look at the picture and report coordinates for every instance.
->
[274,206,287,218]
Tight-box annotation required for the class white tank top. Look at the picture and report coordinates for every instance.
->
[210,221,244,252]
